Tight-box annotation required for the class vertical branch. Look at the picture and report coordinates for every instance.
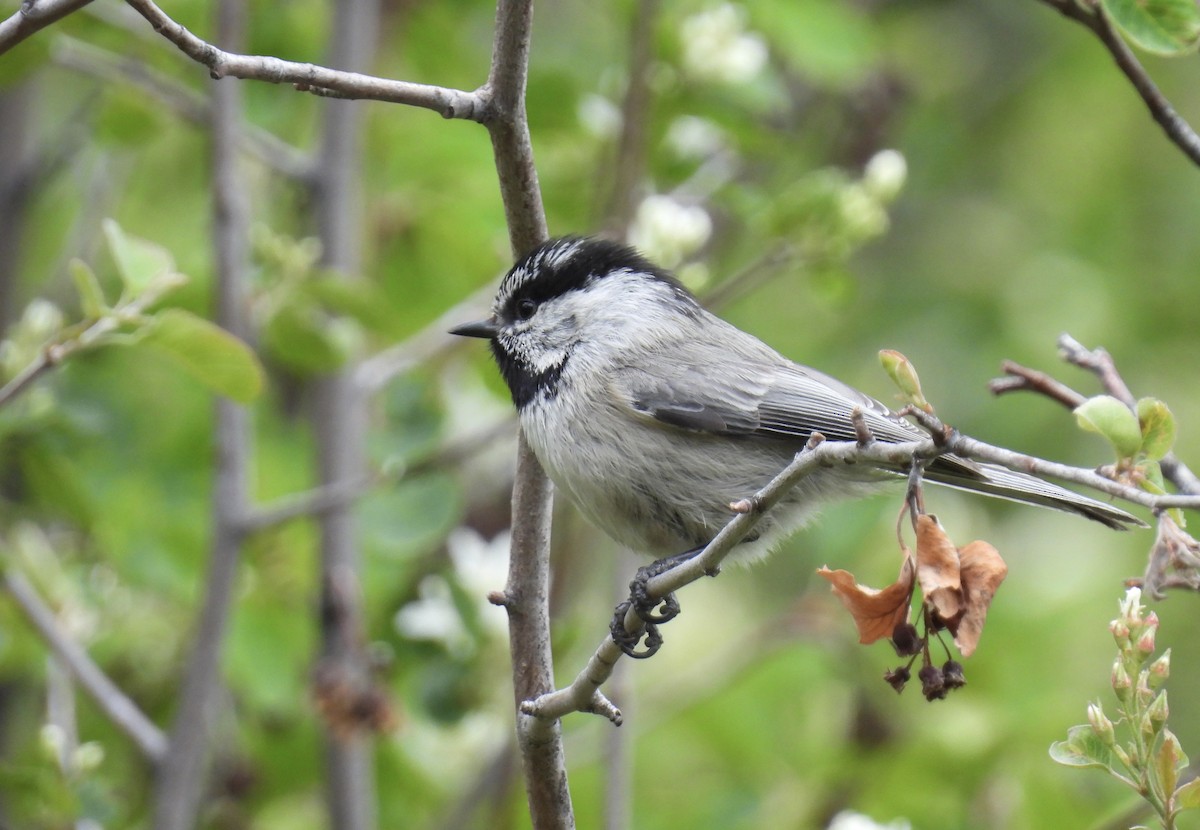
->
[601,0,660,235]
[0,85,34,329]
[483,2,573,828]
[309,0,380,827]
[149,0,251,827]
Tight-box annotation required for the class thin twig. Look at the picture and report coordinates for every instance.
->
[3,570,168,762]
[121,0,484,118]
[1035,0,1200,167]
[992,335,1200,497]
[523,416,1200,723]
[0,0,93,57]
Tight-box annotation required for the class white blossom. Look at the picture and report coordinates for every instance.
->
[627,194,712,268]
[394,575,471,655]
[665,115,726,160]
[577,93,622,139]
[862,149,908,203]
[827,810,912,830]
[681,5,768,85]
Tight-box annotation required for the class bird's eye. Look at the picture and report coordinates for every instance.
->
[515,298,537,321]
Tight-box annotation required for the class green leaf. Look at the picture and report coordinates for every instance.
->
[1050,725,1117,770]
[1075,395,1143,459]
[1140,460,1166,495]
[1175,776,1200,810]
[1156,730,1186,801]
[1101,0,1200,55]
[1137,398,1177,460]
[68,259,108,319]
[102,219,178,300]
[140,309,264,402]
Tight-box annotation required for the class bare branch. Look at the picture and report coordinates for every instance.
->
[3,570,168,762]
[992,334,1200,496]
[0,0,93,57]
[989,359,1086,409]
[1035,0,1200,167]
[477,0,572,825]
[149,2,254,825]
[523,417,1200,724]
[121,0,484,118]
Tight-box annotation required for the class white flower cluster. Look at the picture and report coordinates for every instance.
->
[681,4,768,85]
[627,193,713,268]
[393,528,510,655]
[827,810,912,830]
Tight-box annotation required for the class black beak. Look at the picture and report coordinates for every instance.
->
[449,317,500,339]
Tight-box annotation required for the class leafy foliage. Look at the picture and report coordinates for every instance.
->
[1,0,1199,828]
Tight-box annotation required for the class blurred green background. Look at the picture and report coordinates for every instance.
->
[2,0,1199,827]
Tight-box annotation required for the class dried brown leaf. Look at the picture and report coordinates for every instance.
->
[952,540,1007,657]
[915,515,963,624]
[817,555,915,644]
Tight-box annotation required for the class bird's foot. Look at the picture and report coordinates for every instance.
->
[610,547,702,659]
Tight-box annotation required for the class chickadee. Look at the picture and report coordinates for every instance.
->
[451,236,1140,565]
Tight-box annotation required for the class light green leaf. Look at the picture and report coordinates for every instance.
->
[1137,398,1177,461]
[140,309,264,403]
[1102,0,1200,55]
[1075,395,1143,459]
[1175,776,1200,810]
[1156,730,1186,801]
[1140,460,1166,495]
[1050,725,1117,770]
[102,219,177,300]
[68,259,108,319]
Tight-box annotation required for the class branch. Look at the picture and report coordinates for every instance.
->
[3,569,168,762]
[479,0,573,823]
[150,2,253,824]
[525,417,1200,724]
[121,0,484,119]
[991,333,1200,496]
[0,0,93,57]
[1036,0,1200,167]
[521,432,928,723]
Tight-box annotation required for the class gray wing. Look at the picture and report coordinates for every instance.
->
[612,338,920,446]
[610,334,1143,530]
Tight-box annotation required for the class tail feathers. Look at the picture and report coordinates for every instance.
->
[924,458,1146,531]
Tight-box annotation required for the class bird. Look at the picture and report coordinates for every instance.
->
[452,235,1138,553]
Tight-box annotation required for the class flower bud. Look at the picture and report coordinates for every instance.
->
[1087,702,1116,746]
[1148,649,1171,688]
[1148,691,1169,732]
[1136,671,1154,706]
[1112,659,1133,702]
[1109,618,1130,649]
[72,742,105,773]
[1134,614,1159,657]
[863,149,908,204]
